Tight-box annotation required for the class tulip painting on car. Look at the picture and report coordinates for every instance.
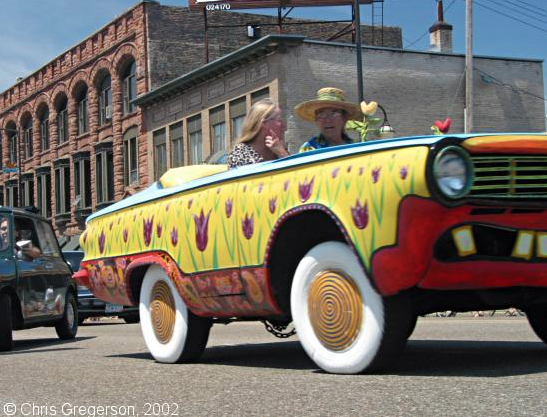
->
[75,133,547,374]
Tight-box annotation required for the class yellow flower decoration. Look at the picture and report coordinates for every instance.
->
[360,101,378,116]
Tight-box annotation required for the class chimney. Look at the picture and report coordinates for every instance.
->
[429,0,453,53]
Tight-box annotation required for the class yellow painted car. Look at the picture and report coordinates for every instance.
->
[75,133,547,374]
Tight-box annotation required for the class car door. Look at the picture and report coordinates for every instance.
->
[17,216,68,319]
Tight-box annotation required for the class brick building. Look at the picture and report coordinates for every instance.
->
[136,34,545,173]
[0,0,400,246]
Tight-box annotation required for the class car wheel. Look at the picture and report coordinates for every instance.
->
[123,313,140,324]
[291,241,412,374]
[525,304,547,344]
[55,292,78,339]
[0,293,13,351]
[139,265,212,363]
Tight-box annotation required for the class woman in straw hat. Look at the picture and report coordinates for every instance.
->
[295,87,361,153]
[227,98,289,169]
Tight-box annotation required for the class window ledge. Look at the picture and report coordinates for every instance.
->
[55,212,71,225]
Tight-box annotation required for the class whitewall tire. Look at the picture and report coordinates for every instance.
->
[140,265,211,363]
[291,241,410,374]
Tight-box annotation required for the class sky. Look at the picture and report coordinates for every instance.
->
[0,0,545,113]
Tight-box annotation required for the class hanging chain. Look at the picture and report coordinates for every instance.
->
[262,320,296,339]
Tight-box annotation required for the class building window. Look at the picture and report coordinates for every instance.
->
[229,97,246,142]
[57,97,68,144]
[77,87,89,135]
[73,153,91,211]
[8,130,17,165]
[209,105,226,156]
[188,115,202,165]
[39,109,49,152]
[6,181,18,207]
[98,75,112,126]
[123,127,138,185]
[0,186,4,207]
[122,60,137,115]
[95,144,114,205]
[23,120,33,159]
[37,169,52,218]
[54,160,70,215]
[21,175,34,207]
[251,87,270,104]
[170,122,183,168]
[153,128,167,181]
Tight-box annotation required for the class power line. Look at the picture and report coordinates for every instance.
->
[505,0,547,16]
[475,68,547,102]
[474,0,547,33]
[484,0,547,25]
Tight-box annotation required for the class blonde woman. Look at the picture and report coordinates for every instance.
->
[227,99,289,168]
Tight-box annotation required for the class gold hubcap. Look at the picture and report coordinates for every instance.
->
[150,280,176,344]
[308,270,363,351]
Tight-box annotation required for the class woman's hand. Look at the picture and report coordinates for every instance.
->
[265,129,289,158]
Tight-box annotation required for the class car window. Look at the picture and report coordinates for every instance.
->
[0,215,9,251]
[14,216,40,250]
[34,220,61,257]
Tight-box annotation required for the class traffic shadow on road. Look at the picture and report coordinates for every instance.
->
[108,339,547,376]
[110,341,316,370]
[1,336,95,355]
[395,339,547,377]
[201,341,315,370]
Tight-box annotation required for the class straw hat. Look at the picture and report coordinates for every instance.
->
[295,87,362,122]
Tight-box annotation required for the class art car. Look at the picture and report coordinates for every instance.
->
[74,132,547,374]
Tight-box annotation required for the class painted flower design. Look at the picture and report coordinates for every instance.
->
[299,177,315,203]
[109,222,113,230]
[156,223,162,238]
[193,209,212,252]
[165,203,170,211]
[359,167,365,176]
[399,166,409,180]
[331,167,340,178]
[143,217,154,247]
[284,179,290,192]
[372,167,381,184]
[269,197,277,214]
[123,229,128,243]
[98,231,106,254]
[188,198,193,209]
[347,165,352,173]
[242,213,254,240]
[351,199,369,230]
[225,198,233,219]
[170,227,178,247]
[257,183,264,193]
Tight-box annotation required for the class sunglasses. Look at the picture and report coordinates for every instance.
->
[315,110,344,120]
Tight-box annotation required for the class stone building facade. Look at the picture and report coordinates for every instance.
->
[137,35,545,177]
[0,0,399,245]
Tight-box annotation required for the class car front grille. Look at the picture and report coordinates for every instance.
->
[469,156,547,199]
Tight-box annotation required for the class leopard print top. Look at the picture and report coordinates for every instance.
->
[227,143,264,168]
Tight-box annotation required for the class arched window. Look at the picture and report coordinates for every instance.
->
[57,96,68,144]
[122,60,137,115]
[77,86,88,135]
[98,75,112,126]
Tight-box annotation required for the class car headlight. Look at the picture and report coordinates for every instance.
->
[433,146,473,199]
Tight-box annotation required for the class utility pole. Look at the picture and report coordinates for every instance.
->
[354,0,364,102]
[465,0,473,133]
